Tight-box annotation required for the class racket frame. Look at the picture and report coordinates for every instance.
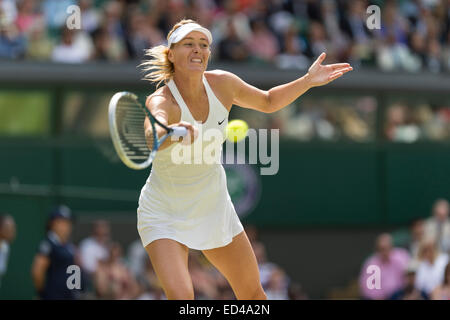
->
[108,91,178,170]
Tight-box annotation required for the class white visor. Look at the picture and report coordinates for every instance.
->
[167,23,213,47]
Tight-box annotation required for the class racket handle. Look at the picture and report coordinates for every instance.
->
[171,126,188,137]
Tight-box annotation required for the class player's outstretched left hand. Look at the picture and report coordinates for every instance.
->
[307,52,353,87]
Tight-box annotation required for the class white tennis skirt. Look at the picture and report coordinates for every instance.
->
[137,164,244,250]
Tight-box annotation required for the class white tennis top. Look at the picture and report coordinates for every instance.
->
[137,75,244,250]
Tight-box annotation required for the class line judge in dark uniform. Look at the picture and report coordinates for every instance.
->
[31,205,78,300]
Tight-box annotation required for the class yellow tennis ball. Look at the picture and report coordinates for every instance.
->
[226,119,248,143]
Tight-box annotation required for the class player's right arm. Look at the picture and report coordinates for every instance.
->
[31,253,50,292]
[144,92,196,150]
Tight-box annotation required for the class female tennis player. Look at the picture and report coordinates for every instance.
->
[137,19,352,300]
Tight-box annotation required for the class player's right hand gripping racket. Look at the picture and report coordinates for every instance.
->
[108,91,187,170]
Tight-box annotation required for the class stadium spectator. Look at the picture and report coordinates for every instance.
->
[0,0,17,26]
[430,262,450,300]
[217,17,249,62]
[0,18,26,59]
[275,22,310,70]
[308,21,336,63]
[359,233,410,300]
[25,17,53,60]
[51,27,92,63]
[15,0,41,34]
[124,8,165,60]
[414,104,440,141]
[88,2,127,62]
[126,238,148,280]
[376,0,415,72]
[94,242,139,299]
[340,0,373,49]
[267,4,294,38]
[408,30,427,70]
[183,0,215,30]
[142,10,166,48]
[390,218,425,262]
[188,251,219,299]
[246,18,279,63]
[42,0,75,31]
[0,214,16,288]
[31,205,78,300]
[79,0,100,34]
[320,0,350,62]
[384,102,420,143]
[210,0,252,47]
[409,219,426,261]
[252,241,277,290]
[415,238,449,295]
[91,25,120,61]
[134,276,154,300]
[423,199,450,254]
[124,8,150,60]
[135,256,166,300]
[426,37,442,73]
[79,219,110,275]
[389,261,429,300]
[102,0,127,57]
[265,266,289,300]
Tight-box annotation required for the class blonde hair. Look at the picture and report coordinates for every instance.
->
[140,19,200,88]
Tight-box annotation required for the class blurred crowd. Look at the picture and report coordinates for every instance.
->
[2,199,450,299]
[358,198,450,300]
[0,0,450,72]
[384,101,450,142]
[10,206,306,300]
[232,95,449,143]
[269,96,377,142]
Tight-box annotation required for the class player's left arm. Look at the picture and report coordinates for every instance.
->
[224,52,352,113]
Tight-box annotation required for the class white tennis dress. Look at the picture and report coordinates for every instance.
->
[137,75,244,250]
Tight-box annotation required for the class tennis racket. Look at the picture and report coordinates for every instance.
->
[108,91,187,170]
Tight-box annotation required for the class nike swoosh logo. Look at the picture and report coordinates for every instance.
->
[218,118,226,125]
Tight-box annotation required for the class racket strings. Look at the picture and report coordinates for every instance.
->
[116,99,152,162]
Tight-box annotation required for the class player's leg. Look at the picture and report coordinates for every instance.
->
[202,231,267,300]
[145,238,194,299]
